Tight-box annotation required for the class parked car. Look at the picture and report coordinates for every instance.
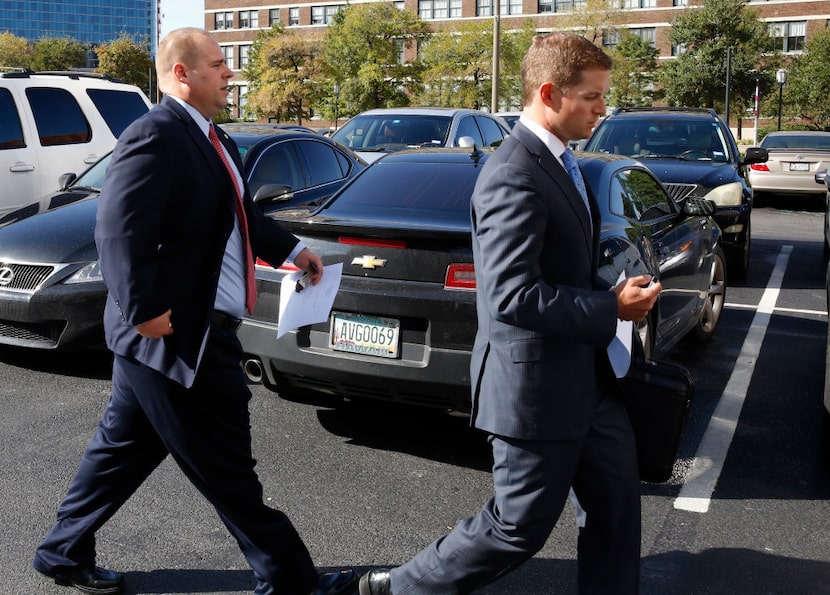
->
[749,131,830,202]
[813,168,830,259]
[238,148,724,411]
[583,106,768,279]
[330,107,511,162]
[0,128,366,350]
[0,70,152,216]
[825,260,830,459]
[495,111,521,129]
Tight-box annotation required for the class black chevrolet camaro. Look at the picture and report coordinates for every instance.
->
[0,128,365,349]
[238,148,725,412]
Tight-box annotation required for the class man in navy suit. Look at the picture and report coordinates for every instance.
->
[33,28,356,595]
[360,33,662,595]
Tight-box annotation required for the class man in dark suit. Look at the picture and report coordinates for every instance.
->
[360,33,662,595]
[32,28,356,595]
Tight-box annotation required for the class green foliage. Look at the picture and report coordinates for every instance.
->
[658,0,771,119]
[322,3,432,115]
[555,0,626,44]
[0,31,31,69]
[785,29,830,130]
[30,36,87,71]
[95,34,153,90]
[245,25,324,124]
[412,19,534,111]
[608,32,661,108]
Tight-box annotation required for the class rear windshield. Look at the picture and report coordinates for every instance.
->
[321,160,480,228]
[761,134,830,151]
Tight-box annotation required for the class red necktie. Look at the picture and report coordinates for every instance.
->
[209,124,257,314]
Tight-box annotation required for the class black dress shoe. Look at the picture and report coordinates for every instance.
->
[38,565,124,595]
[358,568,393,595]
[312,569,359,595]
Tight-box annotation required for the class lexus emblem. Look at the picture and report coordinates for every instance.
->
[351,255,387,270]
[0,266,13,287]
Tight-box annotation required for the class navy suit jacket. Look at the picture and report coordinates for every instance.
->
[469,122,619,441]
[95,96,298,387]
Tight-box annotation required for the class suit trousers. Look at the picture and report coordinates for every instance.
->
[33,325,318,595]
[390,390,641,595]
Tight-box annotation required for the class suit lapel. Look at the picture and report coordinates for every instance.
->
[511,124,594,252]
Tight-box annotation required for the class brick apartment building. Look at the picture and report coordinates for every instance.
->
[204,0,830,121]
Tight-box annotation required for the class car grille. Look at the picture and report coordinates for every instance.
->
[0,319,62,347]
[0,262,55,291]
[663,183,696,202]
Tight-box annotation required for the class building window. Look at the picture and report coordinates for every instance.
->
[221,45,234,69]
[214,12,233,30]
[289,7,300,26]
[603,30,619,48]
[622,0,656,8]
[477,0,522,16]
[269,9,280,25]
[238,85,249,120]
[311,5,342,24]
[239,10,259,28]
[673,0,688,5]
[240,45,252,69]
[631,27,656,46]
[394,1,406,8]
[768,21,806,53]
[539,0,553,12]
[553,0,574,13]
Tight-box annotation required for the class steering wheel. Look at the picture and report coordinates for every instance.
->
[678,149,710,159]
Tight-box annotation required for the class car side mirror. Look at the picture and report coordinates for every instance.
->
[253,184,293,205]
[58,172,77,191]
[741,147,768,165]
[683,197,716,216]
[815,169,828,187]
[457,136,477,148]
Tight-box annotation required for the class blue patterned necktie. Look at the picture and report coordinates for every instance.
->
[561,148,592,226]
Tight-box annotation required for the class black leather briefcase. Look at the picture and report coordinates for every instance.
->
[618,357,694,483]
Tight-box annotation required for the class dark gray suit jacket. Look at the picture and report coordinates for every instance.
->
[469,122,619,441]
[95,96,298,387]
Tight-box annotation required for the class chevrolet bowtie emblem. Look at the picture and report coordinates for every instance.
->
[351,255,387,269]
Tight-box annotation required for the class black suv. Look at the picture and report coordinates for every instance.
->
[584,107,767,278]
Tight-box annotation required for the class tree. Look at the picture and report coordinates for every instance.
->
[244,25,324,124]
[30,36,87,71]
[555,0,626,45]
[322,3,432,115]
[607,32,661,108]
[0,31,31,69]
[413,19,534,111]
[96,34,153,91]
[658,0,771,121]
[785,29,830,129]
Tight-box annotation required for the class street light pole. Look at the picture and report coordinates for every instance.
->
[333,82,340,131]
[776,68,787,131]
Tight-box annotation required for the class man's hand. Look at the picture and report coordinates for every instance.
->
[136,309,174,339]
[613,275,661,323]
[293,248,324,286]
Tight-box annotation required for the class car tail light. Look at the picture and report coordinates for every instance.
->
[339,236,406,249]
[445,263,476,290]
[750,163,770,172]
[261,259,300,272]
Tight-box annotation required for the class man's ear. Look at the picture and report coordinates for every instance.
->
[541,81,563,109]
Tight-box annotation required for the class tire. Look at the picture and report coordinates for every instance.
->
[692,246,727,342]
[730,218,751,280]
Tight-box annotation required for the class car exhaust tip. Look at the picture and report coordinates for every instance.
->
[243,357,264,383]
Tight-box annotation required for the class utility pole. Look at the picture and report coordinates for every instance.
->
[491,0,500,113]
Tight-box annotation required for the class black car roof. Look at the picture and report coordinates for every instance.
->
[607,107,720,121]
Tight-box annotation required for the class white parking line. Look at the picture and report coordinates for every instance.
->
[674,245,793,513]
[726,302,827,318]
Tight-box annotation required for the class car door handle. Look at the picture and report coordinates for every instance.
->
[83,154,99,164]
[10,162,35,172]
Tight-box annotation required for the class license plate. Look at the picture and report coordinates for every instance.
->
[329,312,400,358]
[789,162,810,171]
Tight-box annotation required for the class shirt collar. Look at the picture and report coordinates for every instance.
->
[519,114,568,165]
[169,95,211,138]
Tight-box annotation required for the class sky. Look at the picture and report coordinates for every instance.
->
[159,0,206,38]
